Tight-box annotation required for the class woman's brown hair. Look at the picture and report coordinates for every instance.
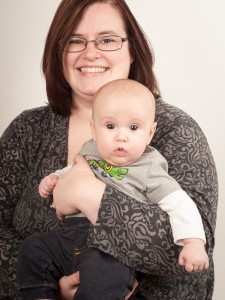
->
[42,0,160,116]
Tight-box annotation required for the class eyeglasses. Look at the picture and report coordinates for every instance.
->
[64,35,128,53]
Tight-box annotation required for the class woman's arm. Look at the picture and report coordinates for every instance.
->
[0,118,28,298]
[88,185,184,276]
[53,156,184,276]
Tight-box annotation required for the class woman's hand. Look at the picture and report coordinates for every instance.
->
[57,272,80,300]
[53,155,106,224]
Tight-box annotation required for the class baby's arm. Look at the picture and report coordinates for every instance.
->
[39,173,59,198]
[158,190,209,272]
[179,238,209,272]
[39,164,73,198]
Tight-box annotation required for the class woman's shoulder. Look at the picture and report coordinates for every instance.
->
[19,105,59,122]
[12,105,67,130]
[154,98,205,140]
[155,98,199,128]
[2,105,68,142]
[152,98,213,159]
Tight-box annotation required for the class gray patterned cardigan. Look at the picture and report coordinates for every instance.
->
[0,98,218,299]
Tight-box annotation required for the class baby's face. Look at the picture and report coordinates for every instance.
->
[91,90,156,166]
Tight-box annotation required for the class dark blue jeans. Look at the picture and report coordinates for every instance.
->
[17,217,136,300]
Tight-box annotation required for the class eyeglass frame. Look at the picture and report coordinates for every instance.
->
[64,35,128,53]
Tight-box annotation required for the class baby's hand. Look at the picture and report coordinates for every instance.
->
[178,238,209,272]
[39,174,59,198]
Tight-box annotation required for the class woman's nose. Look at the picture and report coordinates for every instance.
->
[83,42,100,59]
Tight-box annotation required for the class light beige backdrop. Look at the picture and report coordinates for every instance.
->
[0,1,224,299]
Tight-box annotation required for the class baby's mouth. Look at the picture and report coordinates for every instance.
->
[115,147,126,156]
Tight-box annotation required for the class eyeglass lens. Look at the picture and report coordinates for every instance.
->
[65,35,127,52]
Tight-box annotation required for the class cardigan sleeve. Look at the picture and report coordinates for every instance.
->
[88,185,185,276]
[0,116,28,297]
[0,107,66,299]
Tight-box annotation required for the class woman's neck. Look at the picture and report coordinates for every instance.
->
[71,91,94,114]
[67,99,93,164]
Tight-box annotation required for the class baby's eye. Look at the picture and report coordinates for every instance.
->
[130,124,138,131]
[106,123,115,129]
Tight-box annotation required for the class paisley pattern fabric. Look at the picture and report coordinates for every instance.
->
[88,99,218,299]
[0,99,218,299]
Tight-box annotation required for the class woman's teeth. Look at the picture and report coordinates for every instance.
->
[80,67,106,73]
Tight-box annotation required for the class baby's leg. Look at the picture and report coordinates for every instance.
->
[17,227,77,300]
[74,247,136,300]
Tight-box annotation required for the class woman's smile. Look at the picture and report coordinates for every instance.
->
[79,67,108,74]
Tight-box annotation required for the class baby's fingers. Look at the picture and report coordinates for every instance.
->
[195,255,209,271]
[184,262,194,272]
[198,260,209,271]
[186,259,209,272]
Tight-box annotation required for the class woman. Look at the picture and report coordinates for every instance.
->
[0,0,218,299]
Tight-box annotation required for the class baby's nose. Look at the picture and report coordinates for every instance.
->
[117,133,128,142]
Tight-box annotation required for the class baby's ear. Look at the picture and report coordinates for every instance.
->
[147,122,157,144]
[90,118,96,140]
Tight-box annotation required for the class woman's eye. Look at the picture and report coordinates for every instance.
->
[100,38,114,44]
[130,125,138,131]
[106,124,115,129]
[70,39,85,45]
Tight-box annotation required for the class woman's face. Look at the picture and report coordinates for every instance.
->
[63,3,133,103]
